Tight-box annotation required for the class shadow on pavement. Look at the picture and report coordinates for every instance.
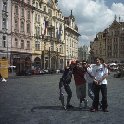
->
[31,106,90,112]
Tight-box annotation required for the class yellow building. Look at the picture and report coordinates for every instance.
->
[32,0,65,70]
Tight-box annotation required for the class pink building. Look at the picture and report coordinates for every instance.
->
[11,0,34,75]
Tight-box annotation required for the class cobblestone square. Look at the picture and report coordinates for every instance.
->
[0,73,124,124]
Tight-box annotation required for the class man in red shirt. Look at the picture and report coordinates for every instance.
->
[73,60,88,108]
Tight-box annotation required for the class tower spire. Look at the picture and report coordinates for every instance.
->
[71,10,72,16]
[114,15,117,21]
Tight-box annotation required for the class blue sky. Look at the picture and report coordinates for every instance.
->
[58,0,124,46]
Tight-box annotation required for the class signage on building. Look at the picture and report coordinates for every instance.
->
[0,59,8,78]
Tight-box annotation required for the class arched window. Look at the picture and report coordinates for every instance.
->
[27,23,30,33]
[21,8,24,17]
[21,40,24,49]
[21,21,24,32]
[15,5,18,15]
[3,1,7,12]
[27,41,30,49]
[27,10,30,19]
[15,38,18,48]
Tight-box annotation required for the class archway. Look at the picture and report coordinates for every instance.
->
[51,56,56,70]
[25,57,31,70]
[34,57,41,68]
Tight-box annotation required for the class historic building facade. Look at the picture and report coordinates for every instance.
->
[32,0,65,70]
[0,0,80,74]
[78,45,90,62]
[0,0,11,60]
[90,16,124,63]
[64,10,80,66]
[10,0,34,75]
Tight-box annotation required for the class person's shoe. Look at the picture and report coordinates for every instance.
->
[63,105,67,110]
[66,104,74,109]
[99,102,102,109]
[90,108,98,112]
[103,108,109,112]
[84,99,88,108]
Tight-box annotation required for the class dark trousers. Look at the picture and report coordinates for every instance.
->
[92,84,108,110]
[64,84,72,99]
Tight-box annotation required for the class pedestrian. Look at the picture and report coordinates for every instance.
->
[73,60,88,109]
[84,63,95,101]
[0,73,2,82]
[59,63,74,110]
[90,57,109,112]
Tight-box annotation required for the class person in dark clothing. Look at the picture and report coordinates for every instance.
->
[59,63,75,110]
[0,73,2,82]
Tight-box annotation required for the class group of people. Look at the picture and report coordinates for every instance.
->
[59,57,109,112]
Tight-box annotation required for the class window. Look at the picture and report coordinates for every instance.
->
[48,9,52,16]
[27,10,30,19]
[2,18,7,29]
[21,8,24,17]
[21,21,24,32]
[36,2,38,8]
[38,15,40,22]
[27,41,30,49]
[37,27,40,35]
[35,41,40,50]
[2,36,6,48]
[35,14,37,21]
[15,5,18,15]
[35,26,40,36]
[15,19,18,30]
[21,40,24,49]
[44,6,46,12]
[27,23,30,33]
[3,2,7,12]
[15,38,18,47]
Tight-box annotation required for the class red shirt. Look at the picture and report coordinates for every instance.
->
[73,66,86,86]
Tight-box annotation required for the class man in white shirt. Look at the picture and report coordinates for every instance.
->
[90,57,109,112]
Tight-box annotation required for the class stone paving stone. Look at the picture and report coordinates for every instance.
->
[0,73,124,124]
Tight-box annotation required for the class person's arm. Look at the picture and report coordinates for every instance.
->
[98,68,108,83]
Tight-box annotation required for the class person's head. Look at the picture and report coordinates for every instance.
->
[95,57,101,65]
[82,60,87,67]
[75,60,82,68]
[99,58,104,64]
[70,61,76,68]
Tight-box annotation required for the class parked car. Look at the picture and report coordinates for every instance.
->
[33,68,45,75]
[56,69,60,73]
[43,69,49,74]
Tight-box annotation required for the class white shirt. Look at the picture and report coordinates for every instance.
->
[92,64,108,85]
[84,64,95,83]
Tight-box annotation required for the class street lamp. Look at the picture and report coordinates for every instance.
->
[48,44,51,69]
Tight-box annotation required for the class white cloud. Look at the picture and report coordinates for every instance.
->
[58,0,124,46]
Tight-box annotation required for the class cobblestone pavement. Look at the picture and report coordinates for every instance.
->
[0,73,124,124]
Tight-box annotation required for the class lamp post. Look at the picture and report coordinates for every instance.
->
[48,44,50,69]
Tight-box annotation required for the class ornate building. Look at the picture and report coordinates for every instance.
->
[78,45,90,62]
[64,10,80,66]
[10,0,34,75]
[0,0,80,74]
[32,0,65,70]
[0,0,11,60]
[90,16,124,63]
